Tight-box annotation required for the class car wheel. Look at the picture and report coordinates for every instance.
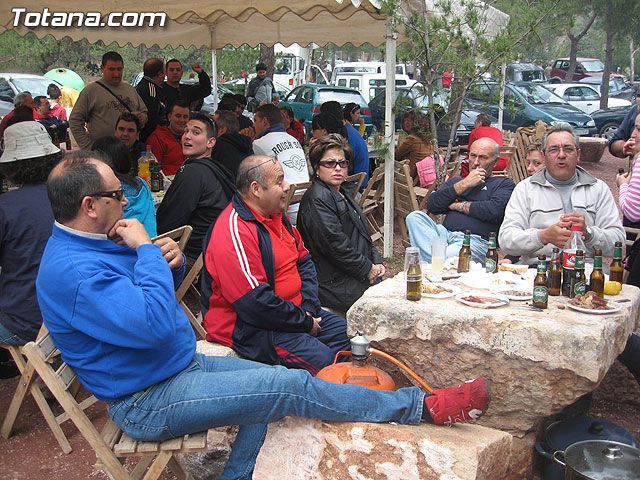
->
[599,122,620,140]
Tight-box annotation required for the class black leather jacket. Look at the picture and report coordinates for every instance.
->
[298,178,383,311]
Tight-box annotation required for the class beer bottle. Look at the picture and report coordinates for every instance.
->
[569,250,586,298]
[589,249,605,297]
[457,230,472,273]
[533,254,548,309]
[547,247,562,296]
[406,248,422,301]
[610,241,624,284]
[562,224,586,296]
[150,162,162,192]
[486,232,498,274]
[65,130,72,150]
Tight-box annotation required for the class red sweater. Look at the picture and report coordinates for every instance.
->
[146,126,184,175]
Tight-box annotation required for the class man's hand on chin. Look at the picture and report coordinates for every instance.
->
[153,236,184,269]
[108,219,152,249]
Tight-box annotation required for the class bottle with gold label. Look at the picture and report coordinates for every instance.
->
[569,250,586,298]
[533,254,548,309]
[547,247,562,296]
[589,249,605,297]
[486,232,498,274]
[457,230,472,273]
[609,241,624,284]
[405,247,422,301]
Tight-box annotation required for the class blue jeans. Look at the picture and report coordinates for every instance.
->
[406,211,489,266]
[108,354,424,480]
[0,321,28,345]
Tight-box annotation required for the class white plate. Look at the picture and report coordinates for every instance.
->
[491,287,532,301]
[455,293,509,308]
[566,303,622,315]
[460,271,506,290]
[421,282,461,298]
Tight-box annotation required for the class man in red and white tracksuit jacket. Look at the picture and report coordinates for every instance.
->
[201,155,350,375]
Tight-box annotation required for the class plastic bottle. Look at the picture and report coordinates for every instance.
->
[137,151,150,187]
[561,224,586,296]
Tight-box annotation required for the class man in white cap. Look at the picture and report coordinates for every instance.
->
[0,121,62,350]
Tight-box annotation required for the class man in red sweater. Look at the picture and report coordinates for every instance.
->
[202,155,350,375]
[146,101,189,175]
[461,113,506,176]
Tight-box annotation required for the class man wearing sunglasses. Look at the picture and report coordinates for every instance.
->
[500,123,624,267]
[36,154,489,480]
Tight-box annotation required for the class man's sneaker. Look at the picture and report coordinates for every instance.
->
[424,378,490,426]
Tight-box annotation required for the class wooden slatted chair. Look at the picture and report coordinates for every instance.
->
[152,225,193,252]
[343,172,366,198]
[284,181,312,219]
[176,254,207,340]
[394,161,420,247]
[21,333,208,480]
[358,165,385,243]
[1,324,98,454]
[492,145,518,179]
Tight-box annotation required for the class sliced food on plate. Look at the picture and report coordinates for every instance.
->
[455,293,509,308]
[567,291,622,314]
[421,283,461,298]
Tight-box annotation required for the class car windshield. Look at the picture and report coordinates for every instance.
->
[275,57,293,75]
[11,77,56,97]
[581,60,605,73]
[512,84,566,104]
[317,89,367,108]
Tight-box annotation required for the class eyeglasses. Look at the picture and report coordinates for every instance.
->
[545,145,577,155]
[319,159,349,169]
[89,188,125,200]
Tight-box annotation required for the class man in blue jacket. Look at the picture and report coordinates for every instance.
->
[406,137,515,265]
[36,152,489,479]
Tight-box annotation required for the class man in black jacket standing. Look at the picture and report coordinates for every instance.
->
[162,59,211,111]
[156,113,235,263]
[211,110,253,180]
[136,58,168,142]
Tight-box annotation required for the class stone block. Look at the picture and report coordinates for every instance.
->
[253,417,512,480]
[195,339,240,358]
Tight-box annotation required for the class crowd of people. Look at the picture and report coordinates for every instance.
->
[1,49,639,478]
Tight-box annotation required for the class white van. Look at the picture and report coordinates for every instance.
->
[333,72,417,103]
[331,61,408,78]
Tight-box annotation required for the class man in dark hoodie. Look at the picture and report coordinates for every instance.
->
[136,58,168,142]
[156,113,235,263]
[211,110,253,180]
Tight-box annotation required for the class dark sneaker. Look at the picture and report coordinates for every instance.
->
[424,378,490,426]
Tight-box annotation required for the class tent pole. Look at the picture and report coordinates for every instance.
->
[498,62,506,130]
[383,20,397,258]
[211,26,218,112]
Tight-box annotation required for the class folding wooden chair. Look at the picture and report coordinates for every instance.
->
[176,253,207,340]
[22,333,208,480]
[358,165,385,243]
[152,225,193,252]
[1,324,98,454]
[343,172,366,198]
[394,162,420,247]
[284,181,312,213]
[493,145,517,179]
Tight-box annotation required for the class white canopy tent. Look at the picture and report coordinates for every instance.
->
[1,0,509,257]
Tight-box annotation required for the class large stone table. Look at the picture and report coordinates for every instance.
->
[347,272,639,476]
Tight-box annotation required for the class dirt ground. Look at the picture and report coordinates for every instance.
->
[1,150,638,479]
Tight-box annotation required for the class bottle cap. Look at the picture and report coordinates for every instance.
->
[571,224,581,231]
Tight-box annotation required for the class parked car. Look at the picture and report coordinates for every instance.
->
[550,58,625,82]
[279,84,372,134]
[579,76,637,103]
[505,63,547,83]
[368,86,492,146]
[333,72,416,103]
[544,83,631,114]
[466,81,596,135]
[590,104,637,140]
[0,73,63,116]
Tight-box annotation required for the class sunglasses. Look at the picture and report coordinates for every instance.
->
[319,159,349,169]
[89,188,125,200]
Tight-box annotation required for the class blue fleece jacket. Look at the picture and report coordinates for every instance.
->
[36,225,195,403]
[345,122,370,186]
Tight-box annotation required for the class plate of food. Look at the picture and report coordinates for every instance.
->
[421,282,461,298]
[491,287,532,301]
[567,291,622,315]
[460,271,506,290]
[455,293,509,308]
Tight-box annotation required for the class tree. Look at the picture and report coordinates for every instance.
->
[563,13,596,83]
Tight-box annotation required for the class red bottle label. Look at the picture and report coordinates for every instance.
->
[562,251,576,270]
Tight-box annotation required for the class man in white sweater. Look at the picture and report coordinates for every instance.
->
[70,51,147,149]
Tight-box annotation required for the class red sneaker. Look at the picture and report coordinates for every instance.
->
[424,378,490,426]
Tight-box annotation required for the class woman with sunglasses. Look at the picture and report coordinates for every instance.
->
[298,134,385,316]
[93,136,157,237]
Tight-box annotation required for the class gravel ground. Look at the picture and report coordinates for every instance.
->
[0,150,638,480]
